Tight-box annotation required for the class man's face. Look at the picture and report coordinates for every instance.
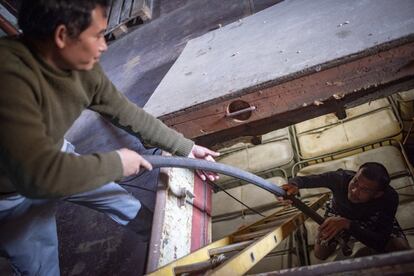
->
[58,5,108,70]
[347,169,383,203]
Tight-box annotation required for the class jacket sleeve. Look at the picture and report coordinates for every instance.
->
[289,170,346,190]
[348,193,399,252]
[88,65,194,157]
[0,63,123,198]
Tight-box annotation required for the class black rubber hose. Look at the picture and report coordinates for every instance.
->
[142,155,324,225]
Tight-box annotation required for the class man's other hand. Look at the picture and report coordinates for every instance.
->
[116,148,153,177]
[319,216,351,242]
[188,144,220,181]
[276,183,299,203]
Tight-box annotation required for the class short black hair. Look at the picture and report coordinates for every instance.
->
[18,0,110,39]
[359,162,390,191]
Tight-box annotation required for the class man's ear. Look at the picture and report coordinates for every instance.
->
[54,24,69,49]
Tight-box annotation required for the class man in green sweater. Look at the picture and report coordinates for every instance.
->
[0,0,219,275]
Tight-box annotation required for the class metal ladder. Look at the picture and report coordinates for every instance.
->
[147,193,329,276]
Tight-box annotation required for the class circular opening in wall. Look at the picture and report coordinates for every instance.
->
[226,100,255,121]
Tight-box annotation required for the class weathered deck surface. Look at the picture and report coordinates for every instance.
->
[144,0,414,146]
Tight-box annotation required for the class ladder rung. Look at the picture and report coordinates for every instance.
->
[234,210,302,239]
[232,228,273,242]
[259,208,299,224]
[174,255,226,275]
[248,217,288,232]
[235,205,292,233]
[268,208,301,219]
[260,211,300,224]
[147,194,329,276]
[209,240,254,256]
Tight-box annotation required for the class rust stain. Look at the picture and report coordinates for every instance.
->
[158,41,414,146]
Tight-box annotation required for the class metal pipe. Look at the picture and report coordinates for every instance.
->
[258,249,414,275]
[225,106,256,117]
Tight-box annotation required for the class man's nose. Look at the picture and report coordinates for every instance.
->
[99,39,108,52]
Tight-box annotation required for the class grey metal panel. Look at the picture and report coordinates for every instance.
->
[100,0,251,107]
[250,0,283,13]
[144,0,414,117]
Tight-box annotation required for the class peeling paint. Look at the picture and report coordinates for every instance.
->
[158,168,194,267]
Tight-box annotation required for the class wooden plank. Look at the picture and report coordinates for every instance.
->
[131,0,153,21]
[148,237,231,275]
[160,41,414,147]
[106,0,113,22]
[248,215,297,232]
[106,0,154,39]
[146,0,414,118]
[208,240,254,256]
[107,0,123,31]
[232,227,282,242]
[144,0,414,147]
[174,255,226,275]
[120,0,133,23]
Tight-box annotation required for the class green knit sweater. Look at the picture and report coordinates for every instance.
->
[0,37,194,198]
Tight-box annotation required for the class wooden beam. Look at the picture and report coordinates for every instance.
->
[159,41,414,147]
[144,0,414,147]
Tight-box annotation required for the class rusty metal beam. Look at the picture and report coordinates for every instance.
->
[252,249,414,276]
[159,41,414,147]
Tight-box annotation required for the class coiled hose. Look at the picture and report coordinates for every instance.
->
[143,155,352,255]
[142,155,324,224]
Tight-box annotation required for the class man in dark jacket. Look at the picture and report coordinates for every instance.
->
[282,162,410,259]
